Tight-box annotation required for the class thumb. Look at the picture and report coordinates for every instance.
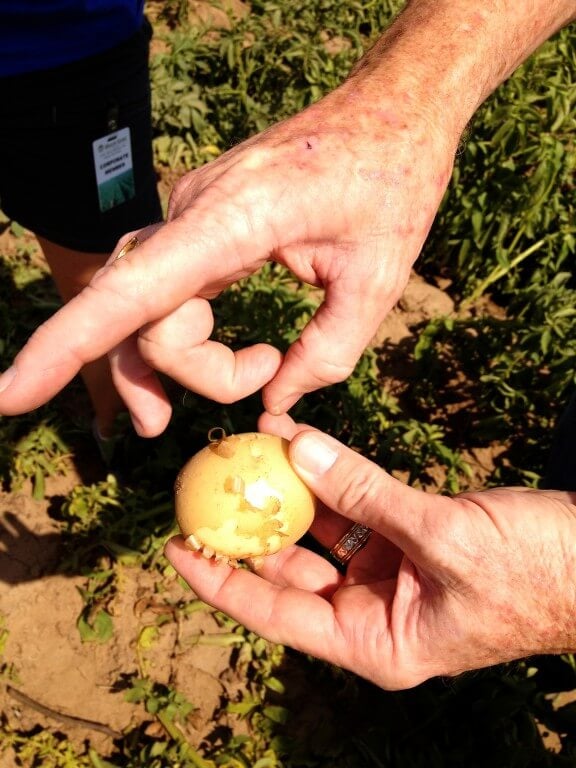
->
[289,430,451,558]
[262,269,407,415]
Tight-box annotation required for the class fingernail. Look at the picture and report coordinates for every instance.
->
[0,366,16,394]
[292,433,338,476]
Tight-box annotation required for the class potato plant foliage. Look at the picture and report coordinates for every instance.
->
[1,1,576,766]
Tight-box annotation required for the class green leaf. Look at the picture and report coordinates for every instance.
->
[262,705,290,724]
[263,676,285,694]
[10,221,25,238]
[77,610,114,644]
[32,467,45,500]
[138,625,160,650]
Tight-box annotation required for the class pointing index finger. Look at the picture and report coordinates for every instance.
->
[0,214,271,415]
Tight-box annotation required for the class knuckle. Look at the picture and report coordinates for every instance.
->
[336,463,384,521]
[136,330,168,368]
[289,340,355,389]
[167,175,197,220]
[318,358,356,386]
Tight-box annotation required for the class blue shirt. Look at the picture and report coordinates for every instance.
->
[0,1,145,76]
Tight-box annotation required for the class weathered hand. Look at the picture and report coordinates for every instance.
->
[4,0,568,432]
[165,415,576,690]
[0,82,455,433]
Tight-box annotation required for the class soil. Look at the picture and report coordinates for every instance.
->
[0,477,239,760]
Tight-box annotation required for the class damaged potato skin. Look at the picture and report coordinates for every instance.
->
[174,432,316,563]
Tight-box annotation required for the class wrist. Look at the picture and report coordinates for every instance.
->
[549,519,576,656]
[511,492,576,658]
[344,0,576,147]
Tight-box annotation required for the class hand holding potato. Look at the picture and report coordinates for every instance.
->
[166,416,576,690]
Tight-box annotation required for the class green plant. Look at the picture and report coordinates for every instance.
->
[423,26,575,302]
[8,421,70,499]
[76,568,116,644]
[57,475,175,570]
[0,729,94,768]
[124,677,197,739]
[150,0,403,168]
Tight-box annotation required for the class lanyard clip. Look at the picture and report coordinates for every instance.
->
[107,103,119,132]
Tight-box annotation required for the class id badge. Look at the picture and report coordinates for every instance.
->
[92,127,136,212]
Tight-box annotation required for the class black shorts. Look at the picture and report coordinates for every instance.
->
[0,20,162,253]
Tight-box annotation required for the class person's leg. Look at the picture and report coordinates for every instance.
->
[37,236,125,438]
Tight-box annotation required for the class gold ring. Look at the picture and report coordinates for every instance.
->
[329,523,372,566]
[115,235,140,261]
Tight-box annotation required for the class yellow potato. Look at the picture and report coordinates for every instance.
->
[174,432,316,563]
